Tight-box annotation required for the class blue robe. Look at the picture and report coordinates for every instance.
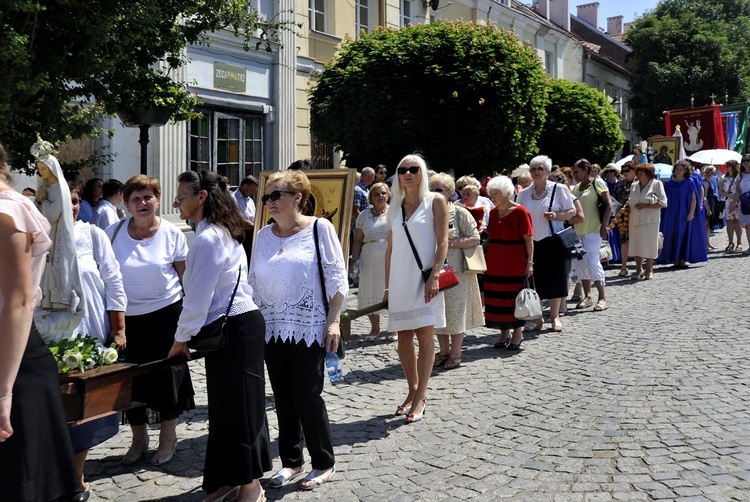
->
[658,178,696,265]
[689,172,708,263]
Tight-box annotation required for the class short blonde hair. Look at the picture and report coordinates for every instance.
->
[456,175,481,190]
[367,182,391,204]
[268,169,311,211]
[430,172,456,194]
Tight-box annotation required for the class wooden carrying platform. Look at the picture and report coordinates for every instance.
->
[59,355,194,424]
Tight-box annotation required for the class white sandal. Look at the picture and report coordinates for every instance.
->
[268,467,302,488]
[299,467,335,491]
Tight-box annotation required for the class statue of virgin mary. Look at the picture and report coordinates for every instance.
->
[31,135,87,340]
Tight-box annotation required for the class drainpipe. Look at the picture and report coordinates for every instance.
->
[582,50,591,84]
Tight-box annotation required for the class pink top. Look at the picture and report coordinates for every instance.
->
[0,189,52,306]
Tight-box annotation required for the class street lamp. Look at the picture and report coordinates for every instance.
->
[116,106,172,175]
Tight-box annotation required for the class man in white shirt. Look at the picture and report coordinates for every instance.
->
[233,175,258,264]
[92,178,124,230]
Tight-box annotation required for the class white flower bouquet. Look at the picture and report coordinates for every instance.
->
[48,335,119,374]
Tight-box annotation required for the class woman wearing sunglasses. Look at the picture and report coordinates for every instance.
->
[385,154,449,423]
[248,170,347,491]
[168,170,271,502]
[429,173,483,368]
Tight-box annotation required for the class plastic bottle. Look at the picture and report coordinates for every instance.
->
[325,351,343,383]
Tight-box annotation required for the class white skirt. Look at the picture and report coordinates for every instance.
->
[570,233,606,283]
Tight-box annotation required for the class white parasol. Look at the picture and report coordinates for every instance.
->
[614,155,634,168]
[652,163,673,180]
[687,149,742,165]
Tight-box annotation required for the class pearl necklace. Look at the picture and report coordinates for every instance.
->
[371,205,387,216]
[531,184,549,200]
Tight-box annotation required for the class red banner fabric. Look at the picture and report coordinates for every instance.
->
[665,105,726,155]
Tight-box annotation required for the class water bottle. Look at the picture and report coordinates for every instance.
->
[325,351,343,383]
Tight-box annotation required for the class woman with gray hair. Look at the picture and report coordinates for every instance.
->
[385,154,448,423]
[484,175,533,349]
[429,173,483,368]
[516,155,576,332]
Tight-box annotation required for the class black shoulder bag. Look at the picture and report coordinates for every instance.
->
[313,219,345,359]
[548,184,586,260]
[188,268,241,353]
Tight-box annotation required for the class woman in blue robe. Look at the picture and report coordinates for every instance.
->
[688,168,708,263]
[658,161,697,267]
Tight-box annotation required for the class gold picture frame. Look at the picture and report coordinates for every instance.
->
[648,136,680,166]
[254,169,358,260]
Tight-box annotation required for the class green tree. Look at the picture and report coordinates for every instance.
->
[309,21,549,177]
[536,79,624,167]
[625,0,750,137]
[1,1,291,172]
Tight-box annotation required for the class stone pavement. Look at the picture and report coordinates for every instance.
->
[85,230,750,501]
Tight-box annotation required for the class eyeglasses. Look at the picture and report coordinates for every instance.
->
[397,165,420,175]
[173,193,195,205]
[456,185,467,191]
[529,167,545,172]
[261,190,296,204]
[430,187,445,193]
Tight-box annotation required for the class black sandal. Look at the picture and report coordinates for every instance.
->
[433,353,450,367]
[493,338,510,349]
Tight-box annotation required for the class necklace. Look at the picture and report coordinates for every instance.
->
[531,184,548,200]
[371,205,387,216]
[132,218,158,240]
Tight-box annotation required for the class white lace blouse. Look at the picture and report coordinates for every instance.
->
[249,218,348,346]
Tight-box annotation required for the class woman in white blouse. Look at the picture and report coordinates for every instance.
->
[249,170,347,491]
[106,175,194,467]
[168,170,271,502]
[516,155,577,332]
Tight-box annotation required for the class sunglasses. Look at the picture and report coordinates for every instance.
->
[261,190,296,204]
[397,165,420,175]
[621,169,631,173]
[431,187,445,193]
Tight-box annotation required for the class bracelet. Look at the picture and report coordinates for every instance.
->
[526,260,534,264]
[384,288,389,292]
[0,393,12,402]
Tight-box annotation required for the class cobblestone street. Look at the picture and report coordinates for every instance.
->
[84,230,750,501]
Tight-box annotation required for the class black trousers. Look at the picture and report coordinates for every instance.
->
[265,338,335,470]
[203,310,272,492]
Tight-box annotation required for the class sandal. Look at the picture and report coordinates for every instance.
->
[570,294,584,303]
[444,355,463,370]
[433,353,450,368]
[523,321,543,332]
[575,298,593,309]
[726,243,735,251]
[617,270,629,277]
[268,466,303,488]
[550,320,563,332]
[593,299,608,311]
[737,244,743,252]
[494,335,510,349]
[299,467,335,491]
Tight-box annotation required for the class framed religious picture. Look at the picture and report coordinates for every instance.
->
[254,168,357,260]
[648,136,680,166]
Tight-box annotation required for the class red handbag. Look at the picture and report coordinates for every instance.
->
[403,202,460,292]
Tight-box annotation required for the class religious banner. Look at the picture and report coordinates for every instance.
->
[720,102,750,154]
[664,105,725,155]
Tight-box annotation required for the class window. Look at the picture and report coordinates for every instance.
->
[309,0,326,32]
[402,0,413,27]
[356,0,370,37]
[189,110,264,185]
[310,134,334,169]
[544,51,553,76]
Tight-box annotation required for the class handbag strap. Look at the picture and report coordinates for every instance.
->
[109,218,126,244]
[547,183,558,236]
[224,266,242,317]
[313,218,329,314]
[522,274,536,290]
[401,202,426,272]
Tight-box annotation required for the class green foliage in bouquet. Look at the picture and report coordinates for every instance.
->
[48,335,119,374]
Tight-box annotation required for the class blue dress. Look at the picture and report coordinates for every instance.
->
[689,172,708,263]
[604,179,621,263]
[658,176,707,265]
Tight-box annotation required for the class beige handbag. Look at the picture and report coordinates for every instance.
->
[462,245,487,273]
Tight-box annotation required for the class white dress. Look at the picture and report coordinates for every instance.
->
[355,209,389,310]
[71,222,127,345]
[388,192,446,331]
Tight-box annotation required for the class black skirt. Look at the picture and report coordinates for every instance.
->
[532,236,570,300]
[0,325,79,501]
[123,300,195,425]
[202,309,272,492]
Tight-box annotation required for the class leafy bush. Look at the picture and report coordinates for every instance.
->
[536,79,624,167]
[309,21,549,178]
